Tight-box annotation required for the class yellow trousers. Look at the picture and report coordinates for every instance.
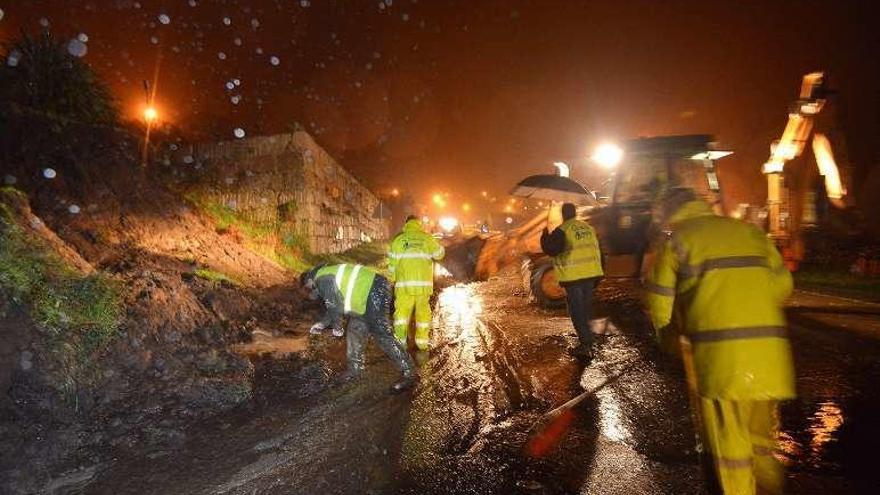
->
[394,292,432,350]
[699,398,784,495]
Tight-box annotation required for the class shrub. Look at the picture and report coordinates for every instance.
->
[0,31,118,124]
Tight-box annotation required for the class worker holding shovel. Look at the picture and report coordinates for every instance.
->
[645,188,795,495]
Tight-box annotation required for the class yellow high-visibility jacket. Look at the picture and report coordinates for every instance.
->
[645,200,795,400]
[388,219,445,295]
[314,264,378,330]
[552,219,604,283]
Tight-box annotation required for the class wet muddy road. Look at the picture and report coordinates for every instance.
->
[87,273,880,494]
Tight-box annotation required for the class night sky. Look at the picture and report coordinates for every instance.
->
[2,0,878,212]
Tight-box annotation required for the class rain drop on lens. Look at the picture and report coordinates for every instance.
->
[43,168,57,179]
[68,205,81,214]
[234,128,246,139]
[67,39,88,58]
[270,56,280,66]
[7,50,21,67]
[158,14,171,25]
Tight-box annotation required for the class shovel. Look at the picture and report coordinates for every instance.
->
[525,360,638,457]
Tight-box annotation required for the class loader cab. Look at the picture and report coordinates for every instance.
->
[589,134,731,276]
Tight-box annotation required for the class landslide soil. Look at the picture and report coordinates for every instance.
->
[0,119,320,494]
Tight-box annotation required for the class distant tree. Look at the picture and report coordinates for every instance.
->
[0,31,118,124]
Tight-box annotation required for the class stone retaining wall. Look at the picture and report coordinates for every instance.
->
[174,132,388,253]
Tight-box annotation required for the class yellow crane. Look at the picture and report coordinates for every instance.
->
[763,71,849,269]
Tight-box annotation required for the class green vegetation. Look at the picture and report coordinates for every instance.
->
[0,188,121,393]
[186,194,276,241]
[0,32,118,124]
[186,193,389,277]
[794,269,880,302]
[194,267,238,286]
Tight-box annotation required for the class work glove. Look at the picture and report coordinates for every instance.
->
[309,322,326,335]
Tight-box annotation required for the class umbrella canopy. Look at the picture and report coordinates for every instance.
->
[509,174,598,205]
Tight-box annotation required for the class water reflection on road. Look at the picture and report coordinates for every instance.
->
[436,285,484,351]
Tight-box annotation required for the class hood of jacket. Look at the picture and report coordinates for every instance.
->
[403,218,424,232]
[667,199,715,226]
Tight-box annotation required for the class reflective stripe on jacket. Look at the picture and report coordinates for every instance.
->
[315,263,377,316]
[388,219,444,295]
[645,200,795,400]
[552,219,603,282]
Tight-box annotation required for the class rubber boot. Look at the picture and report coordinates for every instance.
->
[569,345,593,364]
[390,370,420,394]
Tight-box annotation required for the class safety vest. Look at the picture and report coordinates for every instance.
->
[552,219,604,282]
[315,264,377,316]
[388,219,445,295]
[645,200,796,400]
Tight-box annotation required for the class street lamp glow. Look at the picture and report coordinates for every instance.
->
[438,216,458,232]
[462,203,471,212]
[592,143,623,169]
[143,106,158,123]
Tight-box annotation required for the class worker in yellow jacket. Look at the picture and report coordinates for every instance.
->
[388,216,445,351]
[300,263,418,394]
[540,202,604,360]
[645,188,795,495]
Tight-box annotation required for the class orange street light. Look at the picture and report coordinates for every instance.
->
[143,106,158,123]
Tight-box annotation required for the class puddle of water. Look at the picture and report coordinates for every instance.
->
[232,334,308,358]
[809,401,844,455]
[777,400,848,471]
[437,285,484,349]
[778,399,845,469]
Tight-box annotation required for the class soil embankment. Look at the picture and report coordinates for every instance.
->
[0,113,319,493]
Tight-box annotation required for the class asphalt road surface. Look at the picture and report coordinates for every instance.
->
[87,270,880,494]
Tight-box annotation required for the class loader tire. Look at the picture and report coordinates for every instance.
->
[529,262,567,309]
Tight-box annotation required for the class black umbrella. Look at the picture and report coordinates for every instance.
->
[509,174,598,205]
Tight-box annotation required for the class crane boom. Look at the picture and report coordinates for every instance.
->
[762,71,848,269]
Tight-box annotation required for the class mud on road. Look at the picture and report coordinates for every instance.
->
[86,269,880,494]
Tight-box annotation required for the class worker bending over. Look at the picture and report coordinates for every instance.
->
[388,215,445,351]
[540,202,604,361]
[645,188,795,495]
[301,263,419,394]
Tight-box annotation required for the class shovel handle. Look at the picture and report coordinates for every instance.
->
[543,361,638,417]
